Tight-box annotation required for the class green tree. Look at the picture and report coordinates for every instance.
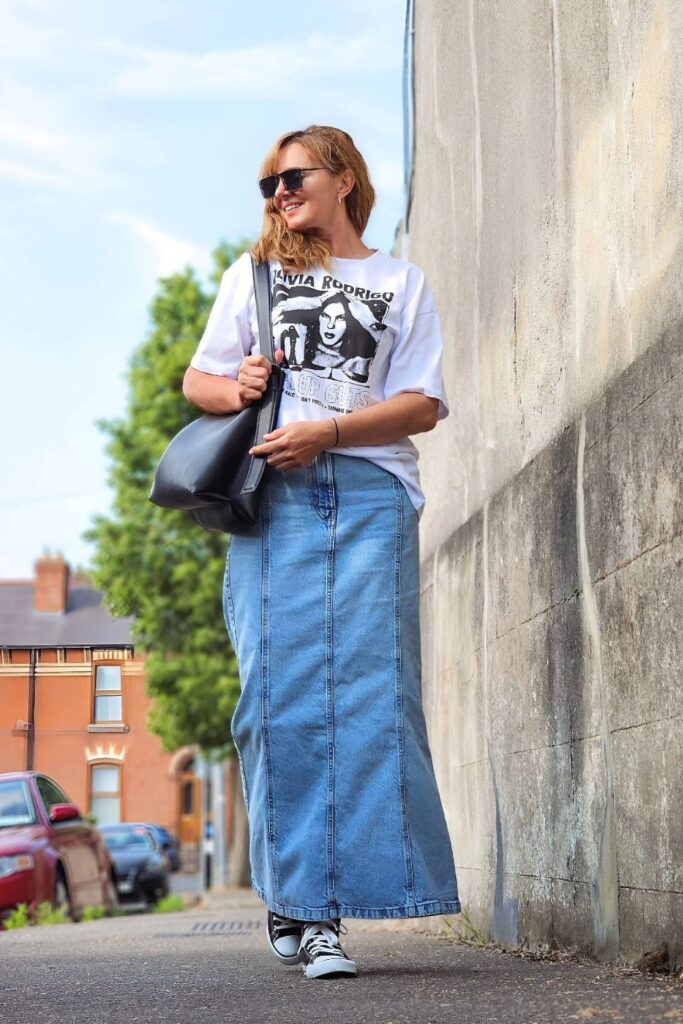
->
[84,240,252,757]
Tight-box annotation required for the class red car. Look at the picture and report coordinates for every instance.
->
[0,771,117,925]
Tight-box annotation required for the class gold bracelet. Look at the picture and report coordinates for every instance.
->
[332,417,340,446]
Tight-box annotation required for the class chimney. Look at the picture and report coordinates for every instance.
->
[34,554,70,613]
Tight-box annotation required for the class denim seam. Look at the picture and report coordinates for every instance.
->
[224,549,239,658]
[393,475,416,911]
[225,550,251,810]
[260,494,280,901]
[324,452,338,912]
[312,451,334,523]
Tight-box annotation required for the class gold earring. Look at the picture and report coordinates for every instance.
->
[338,195,342,205]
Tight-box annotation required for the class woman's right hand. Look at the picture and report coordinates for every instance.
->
[237,350,284,406]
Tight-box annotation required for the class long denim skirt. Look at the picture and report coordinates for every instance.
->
[223,452,461,921]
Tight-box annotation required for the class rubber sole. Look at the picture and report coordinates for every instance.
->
[303,957,358,979]
[267,935,305,965]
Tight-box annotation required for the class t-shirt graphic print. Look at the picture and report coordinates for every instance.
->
[271,266,394,416]
[189,250,449,514]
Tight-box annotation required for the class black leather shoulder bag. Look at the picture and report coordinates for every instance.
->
[148,256,283,534]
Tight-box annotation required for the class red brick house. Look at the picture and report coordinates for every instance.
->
[0,555,203,863]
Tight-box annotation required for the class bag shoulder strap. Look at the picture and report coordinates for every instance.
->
[251,256,274,361]
[242,256,282,495]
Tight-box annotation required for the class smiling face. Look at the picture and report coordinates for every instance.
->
[273,141,346,235]
[319,301,347,346]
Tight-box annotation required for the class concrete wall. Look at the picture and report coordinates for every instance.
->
[409,0,682,964]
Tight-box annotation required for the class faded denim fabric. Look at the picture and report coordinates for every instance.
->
[223,453,461,921]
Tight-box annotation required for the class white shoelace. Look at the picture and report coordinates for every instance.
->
[274,917,301,933]
[301,922,348,960]
[272,913,301,936]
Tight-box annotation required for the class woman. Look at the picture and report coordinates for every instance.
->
[183,126,461,980]
[273,289,382,382]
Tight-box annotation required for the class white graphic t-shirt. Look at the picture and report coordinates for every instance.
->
[190,249,449,514]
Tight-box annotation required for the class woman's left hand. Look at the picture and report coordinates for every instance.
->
[249,420,336,472]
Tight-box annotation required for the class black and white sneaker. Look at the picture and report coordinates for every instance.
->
[266,910,304,965]
[299,919,357,979]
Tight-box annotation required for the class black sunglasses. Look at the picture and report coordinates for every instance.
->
[258,167,328,199]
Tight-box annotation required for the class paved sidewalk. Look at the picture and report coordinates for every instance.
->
[1,887,680,1024]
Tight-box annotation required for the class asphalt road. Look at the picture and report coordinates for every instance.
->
[1,888,680,1024]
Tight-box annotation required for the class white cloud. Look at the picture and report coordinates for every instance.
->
[100,33,399,98]
[0,0,401,195]
[105,211,212,279]
[0,96,119,193]
[0,115,68,155]
[0,2,65,64]
[372,159,404,194]
[0,4,119,194]
[0,80,118,195]
[0,156,75,190]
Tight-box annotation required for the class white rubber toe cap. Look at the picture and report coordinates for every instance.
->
[303,956,358,979]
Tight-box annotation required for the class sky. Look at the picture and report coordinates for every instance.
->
[0,0,407,579]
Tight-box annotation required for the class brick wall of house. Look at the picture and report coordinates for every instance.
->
[0,646,177,830]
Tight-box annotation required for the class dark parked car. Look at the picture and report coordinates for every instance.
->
[0,771,116,925]
[98,824,170,906]
[133,824,181,872]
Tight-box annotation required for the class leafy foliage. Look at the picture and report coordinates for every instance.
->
[2,901,70,928]
[153,893,186,913]
[3,902,30,929]
[81,905,107,921]
[85,240,253,757]
[35,901,70,926]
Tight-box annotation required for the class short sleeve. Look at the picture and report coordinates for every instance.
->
[383,266,449,419]
[189,252,256,378]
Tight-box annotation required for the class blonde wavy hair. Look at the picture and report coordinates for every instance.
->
[251,126,376,273]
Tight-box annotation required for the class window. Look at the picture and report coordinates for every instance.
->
[36,777,72,817]
[0,780,36,828]
[182,780,194,815]
[90,764,121,824]
[101,827,154,852]
[94,664,122,722]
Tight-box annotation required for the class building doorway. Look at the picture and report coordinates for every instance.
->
[169,747,201,872]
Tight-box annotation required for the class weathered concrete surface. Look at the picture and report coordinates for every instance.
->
[418,320,681,965]
[408,0,682,967]
[2,889,681,1024]
[410,0,682,559]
